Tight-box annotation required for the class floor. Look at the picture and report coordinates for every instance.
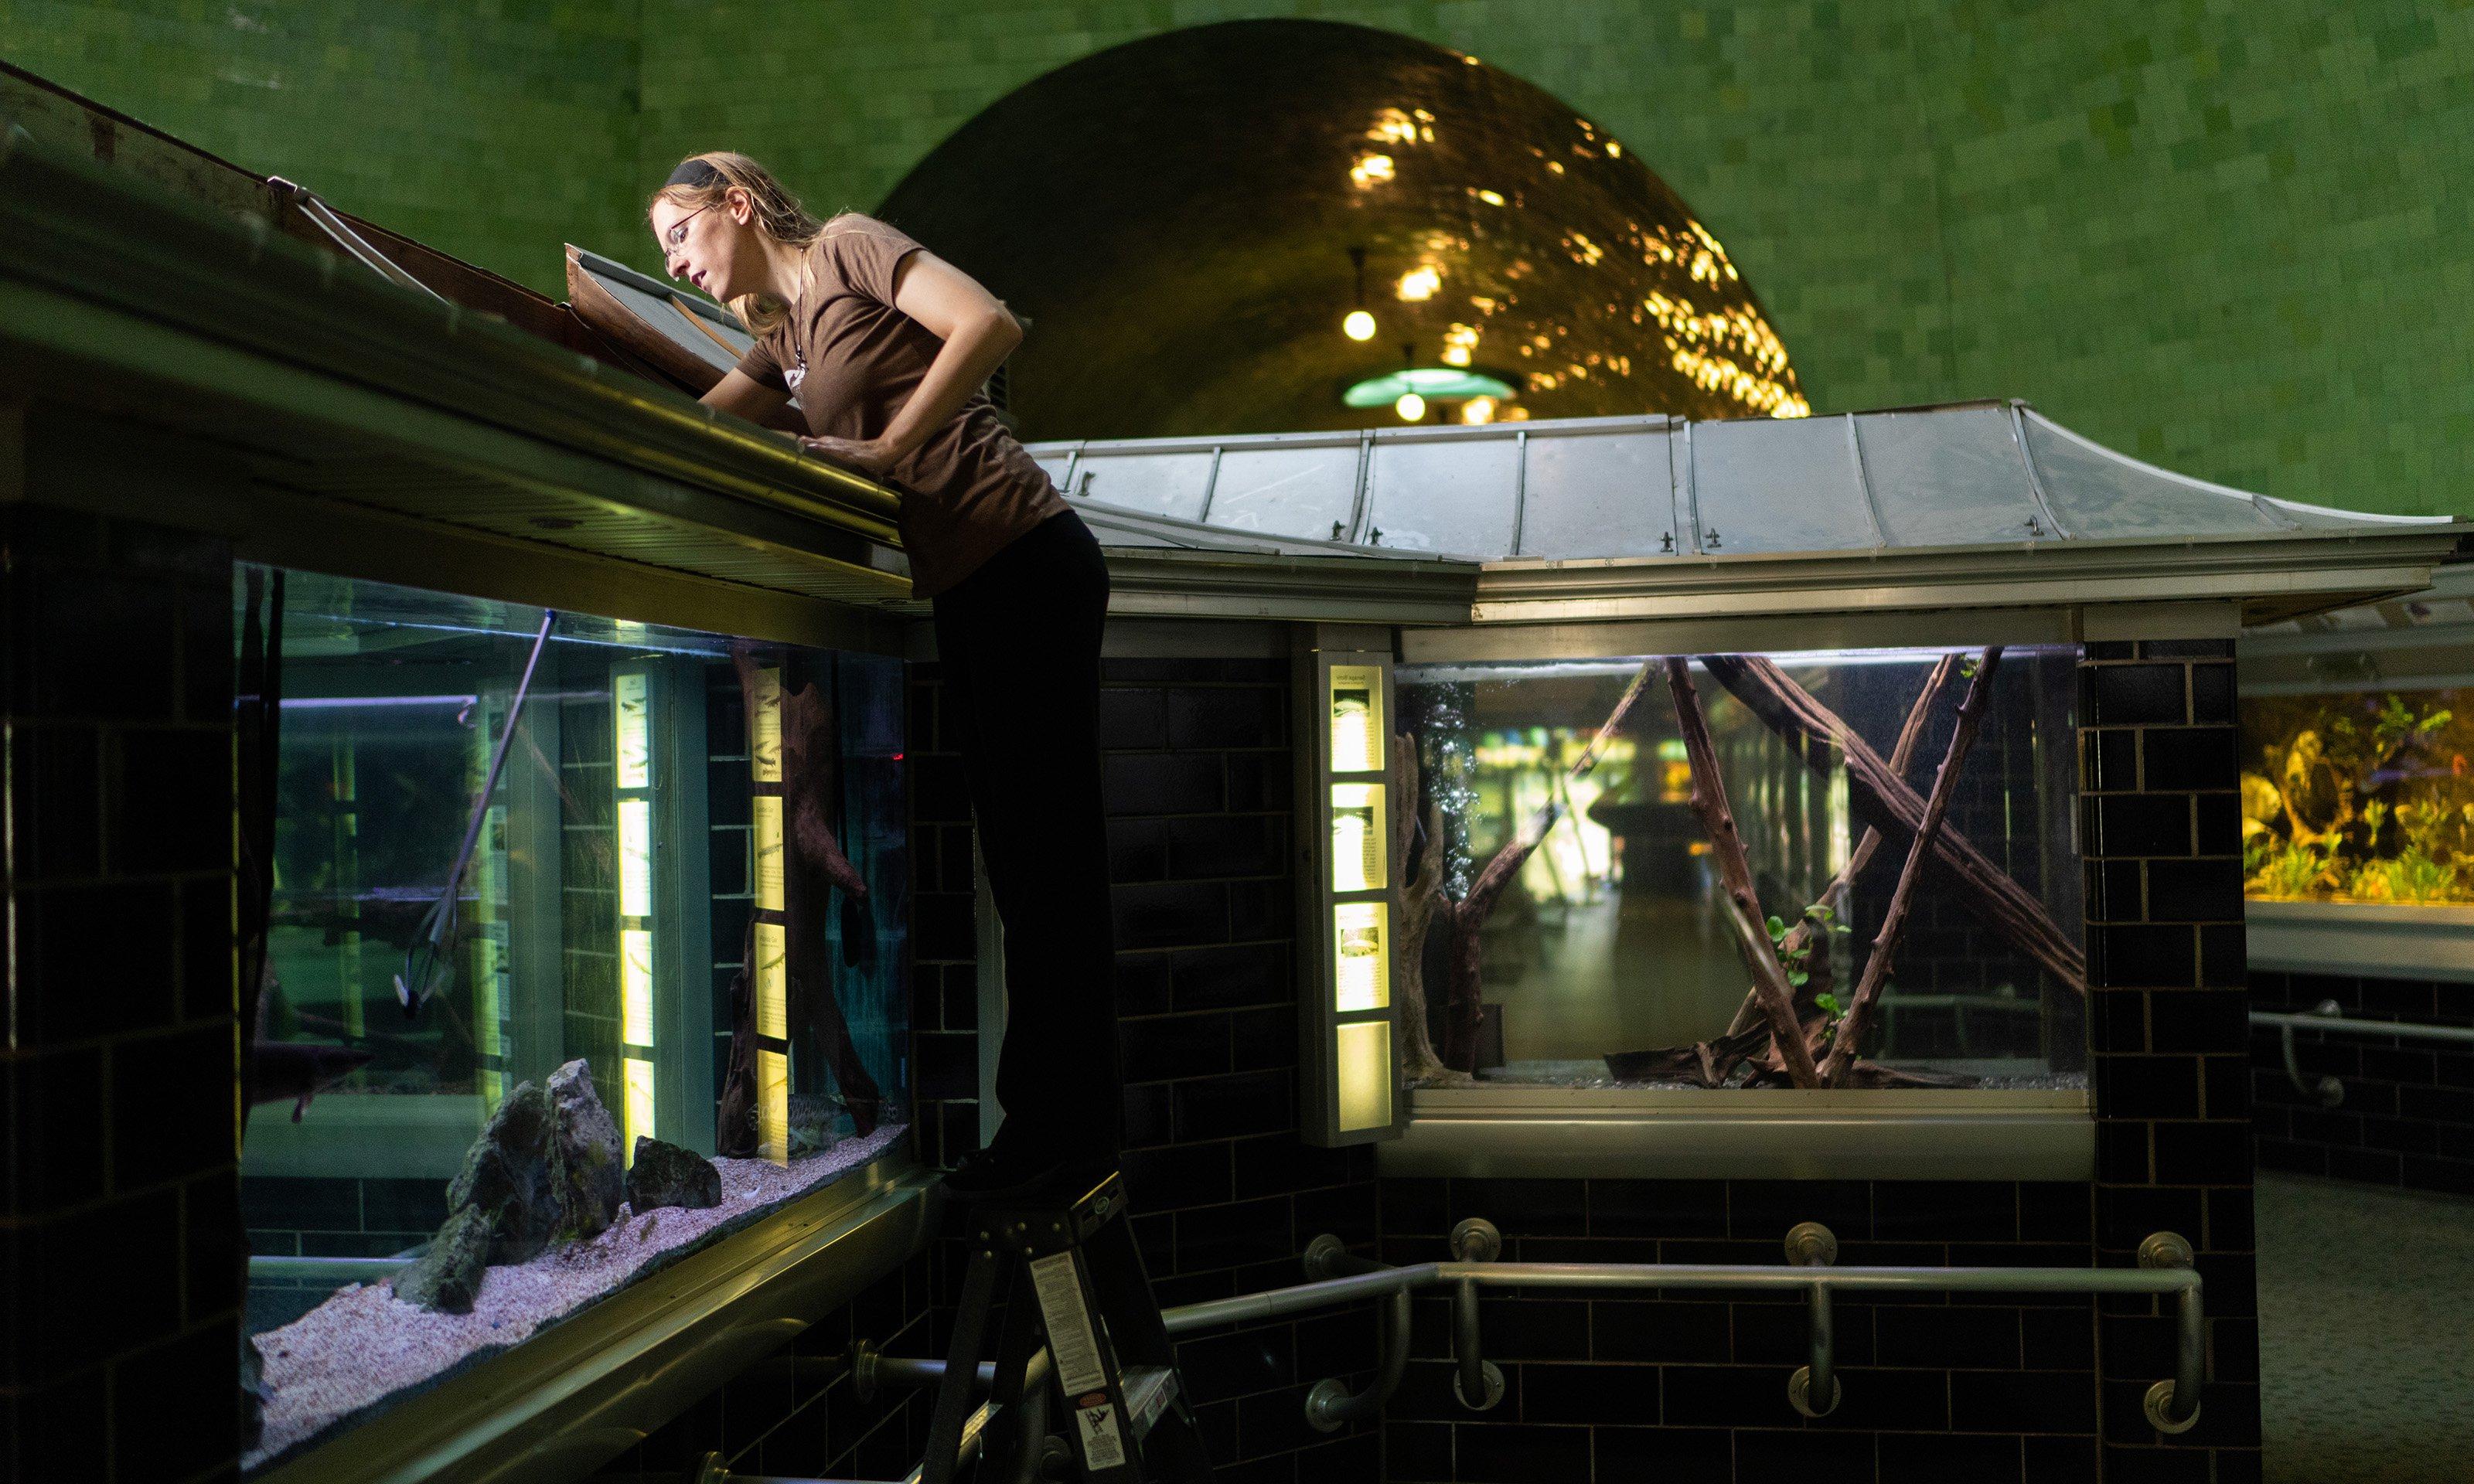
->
[2257,1173,2474,1483]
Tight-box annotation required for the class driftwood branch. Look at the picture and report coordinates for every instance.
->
[1441,658,1663,1071]
[1701,654,2086,995]
[1604,1023,1773,1085]
[1818,648,2003,1086]
[1664,659,1821,1088]
[1617,655,1960,1085]
[1725,652,1961,1040]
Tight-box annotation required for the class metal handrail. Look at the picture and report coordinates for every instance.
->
[726,1218,2207,1484]
[1297,1237,1413,1431]
[1164,1221,2206,1436]
[2254,1000,2474,1107]
[2252,1002,2474,1044]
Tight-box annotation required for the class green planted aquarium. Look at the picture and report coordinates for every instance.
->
[238,567,909,1469]
[2241,686,2474,905]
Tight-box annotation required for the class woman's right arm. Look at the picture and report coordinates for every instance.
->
[703,367,793,425]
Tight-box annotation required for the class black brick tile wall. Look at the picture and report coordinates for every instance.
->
[1113,657,1385,1479]
[2,507,240,1483]
[906,662,983,1174]
[2248,968,2474,1196]
[2080,638,2262,1484]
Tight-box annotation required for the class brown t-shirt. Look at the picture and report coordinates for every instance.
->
[734,214,1066,598]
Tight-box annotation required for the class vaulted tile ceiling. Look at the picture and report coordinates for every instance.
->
[878,19,1808,441]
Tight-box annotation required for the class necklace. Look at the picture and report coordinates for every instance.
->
[782,315,808,395]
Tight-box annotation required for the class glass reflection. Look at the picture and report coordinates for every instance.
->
[1392,648,2084,1090]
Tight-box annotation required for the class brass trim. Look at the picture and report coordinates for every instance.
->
[2246,898,2474,985]
[1380,1093,2094,1181]
[1467,538,2459,628]
[1399,606,2085,664]
[1099,548,1476,626]
[25,437,911,655]
[249,1153,932,1484]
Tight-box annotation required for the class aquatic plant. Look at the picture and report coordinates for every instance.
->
[2328,694,2453,777]
[2355,846,2459,905]
[2251,839,2333,900]
[1811,991,1845,1039]
[2240,680,2474,905]
[2264,694,2455,852]
[1766,901,1849,992]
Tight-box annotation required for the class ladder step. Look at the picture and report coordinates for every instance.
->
[1122,1366,1178,1442]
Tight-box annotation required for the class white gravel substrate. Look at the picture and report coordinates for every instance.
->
[244,1122,908,1472]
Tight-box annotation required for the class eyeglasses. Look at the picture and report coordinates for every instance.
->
[663,203,714,254]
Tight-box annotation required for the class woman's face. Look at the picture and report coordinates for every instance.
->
[653,189,749,301]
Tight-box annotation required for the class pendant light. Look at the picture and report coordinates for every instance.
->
[1392,342,1424,421]
[1342,247,1377,342]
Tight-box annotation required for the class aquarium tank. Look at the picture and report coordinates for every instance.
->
[237,567,909,1468]
[2240,684,2474,906]
[1388,645,2085,1091]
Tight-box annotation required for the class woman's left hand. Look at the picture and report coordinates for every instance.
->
[799,434,898,475]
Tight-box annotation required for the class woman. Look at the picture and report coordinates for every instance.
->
[650,152,1116,1200]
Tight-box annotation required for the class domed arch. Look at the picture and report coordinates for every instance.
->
[877,19,1808,441]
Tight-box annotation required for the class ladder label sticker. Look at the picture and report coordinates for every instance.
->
[1075,1400,1128,1471]
[1028,1251,1109,1397]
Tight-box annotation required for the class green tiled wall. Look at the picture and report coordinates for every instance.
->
[9,1,2469,515]
[0,0,642,300]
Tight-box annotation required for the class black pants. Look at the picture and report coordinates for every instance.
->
[931,510,1119,1160]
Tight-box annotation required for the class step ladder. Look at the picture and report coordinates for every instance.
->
[922,1171,1213,1484]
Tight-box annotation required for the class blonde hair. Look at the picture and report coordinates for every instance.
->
[650,150,840,335]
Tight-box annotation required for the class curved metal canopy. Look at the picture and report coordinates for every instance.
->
[1032,401,2447,560]
[1031,403,2468,627]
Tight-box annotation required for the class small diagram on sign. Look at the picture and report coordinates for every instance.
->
[1075,1400,1128,1470]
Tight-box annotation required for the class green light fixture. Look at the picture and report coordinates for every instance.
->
[1343,366,1517,410]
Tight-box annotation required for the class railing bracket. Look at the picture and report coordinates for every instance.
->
[1450,1217,1502,1263]
[2145,1377,2200,1435]
[2138,1231,2194,1271]
[1787,1365,1841,1419]
[1784,1221,1838,1267]
[1452,1359,1506,1411]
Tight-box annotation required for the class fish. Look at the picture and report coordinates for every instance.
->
[251,1041,376,1122]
